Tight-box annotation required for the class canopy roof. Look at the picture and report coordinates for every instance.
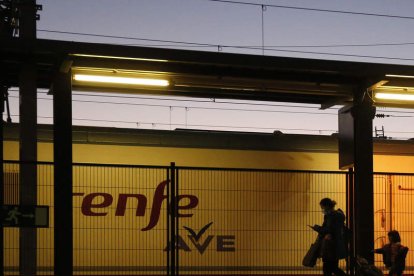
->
[3,38,414,108]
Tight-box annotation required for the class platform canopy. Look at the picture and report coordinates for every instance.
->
[2,38,414,108]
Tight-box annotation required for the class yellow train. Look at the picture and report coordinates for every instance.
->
[4,123,414,171]
[3,124,414,275]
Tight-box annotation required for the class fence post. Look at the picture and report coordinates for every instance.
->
[175,164,179,276]
[0,85,5,276]
[347,168,355,276]
[168,162,177,276]
[166,166,170,276]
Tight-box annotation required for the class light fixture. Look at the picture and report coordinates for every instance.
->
[375,92,414,101]
[385,74,414,79]
[371,74,414,104]
[73,74,169,87]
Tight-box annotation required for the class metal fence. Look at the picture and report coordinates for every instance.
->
[176,168,348,275]
[373,173,414,272]
[2,161,414,275]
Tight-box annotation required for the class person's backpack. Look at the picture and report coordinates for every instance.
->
[341,224,352,242]
[336,209,351,259]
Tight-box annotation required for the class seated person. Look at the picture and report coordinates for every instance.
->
[374,230,409,276]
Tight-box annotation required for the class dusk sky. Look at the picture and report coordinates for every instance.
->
[6,0,414,139]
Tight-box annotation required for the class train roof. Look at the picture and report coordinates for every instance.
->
[3,123,414,155]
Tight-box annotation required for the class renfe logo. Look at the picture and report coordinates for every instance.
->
[73,180,199,231]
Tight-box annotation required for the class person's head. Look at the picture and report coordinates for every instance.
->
[320,198,336,215]
[388,230,401,243]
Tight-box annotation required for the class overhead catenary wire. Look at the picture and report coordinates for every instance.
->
[203,0,414,20]
[4,114,414,136]
[19,90,327,109]
[59,91,333,110]
[8,95,338,115]
[118,41,414,49]
[0,114,339,133]
[38,30,414,49]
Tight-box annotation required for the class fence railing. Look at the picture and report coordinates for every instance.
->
[2,161,414,275]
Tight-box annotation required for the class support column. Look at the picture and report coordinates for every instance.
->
[1,4,12,276]
[353,88,375,262]
[53,70,73,276]
[18,0,37,39]
[18,1,38,275]
[1,86,6,276]
[19,62,37,276]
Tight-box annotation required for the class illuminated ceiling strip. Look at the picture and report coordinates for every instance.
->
[71,54,168,63]
[376,86,414,91]
[375,92,414,101]
[385,74,414,79]
[73,74,170,87]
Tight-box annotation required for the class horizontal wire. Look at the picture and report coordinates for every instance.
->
[123,42,414,49]
[8,95,338,115]
[204,0,414,20]
[10,95,414,117]
[8,91,414,119]
[8,89,332,110]
[5,114,337,133]
[37,29,216,47]
[5,113,414,134]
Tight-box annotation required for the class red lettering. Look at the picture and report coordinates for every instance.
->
[177,195,198,218]
[73,180,200,231]
[116,194,147,216]
[82,193,113,216]
[142,180,168,231]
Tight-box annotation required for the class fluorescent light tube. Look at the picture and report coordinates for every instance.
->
[385,74,414,79]
[375,92,414,101]
[73,74,169,87]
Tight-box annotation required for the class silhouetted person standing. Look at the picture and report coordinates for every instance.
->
[311,198,347,276]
